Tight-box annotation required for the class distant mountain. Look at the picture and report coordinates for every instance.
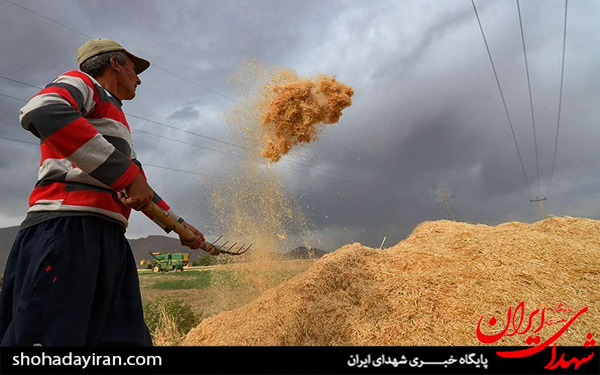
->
[0,225,327,273]
[0,226,211,273]
[285,246,328,259]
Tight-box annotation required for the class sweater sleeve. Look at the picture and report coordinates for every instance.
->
[131,158,184,234]
[19,71,139,191]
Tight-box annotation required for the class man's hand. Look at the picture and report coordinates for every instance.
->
[118,172,154,211]
[180,221,205,250]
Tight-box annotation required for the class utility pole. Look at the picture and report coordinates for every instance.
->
[436,183,457,221]
[530,197,548,219]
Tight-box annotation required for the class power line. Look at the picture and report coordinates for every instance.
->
[131,126,409,191]
[545,0,569,198]
[294,188,382,204]
[133,122,419,195]
[0,74,42,89]
[1,89,417,197]
[0,134,37,145]
[0,133,400,205]
[150,66,238,103]
[516,0,541,198]
[131,128,346,185]
[0,0,545,209]
[0,91,258,179]
[126,113,250,151]
[142,163,224,179]
[2,0,380,164]
[1,0,502,216]
[3,0,94,39]
[2,0,237,103]
[130,113,410,192]
[0,0,421,196]
[279,158,410,192]
[0,90,251,166]
[471,0,533,202]
[2,0,389,181]
[0,74,247,151]
[0,75,415,195]
[0,92,29,102]
[0,132,221,179]
[0,74,248,150]
[132,128,245,158]
[132,123,400,190]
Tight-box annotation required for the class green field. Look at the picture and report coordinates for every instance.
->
[139,267,303,290]
[139,260,315,318]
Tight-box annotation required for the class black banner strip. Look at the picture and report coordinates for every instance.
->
[1,346,598,374]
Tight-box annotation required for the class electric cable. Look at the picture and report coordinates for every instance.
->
[516,0,541,198]
[0,92,30,102]
[141,163,224,179]
[0,134,37,145]
[3,0,94,39]
[0,133,398,204]
[131,127,409,190]
[1,0,238,104]
[545,0,568,198]
[471,0,533,202]
[0,74,42,89]
[1,90,415,199]
[0,75,414,194]
[3,1,509,205]
[2,0,379,163]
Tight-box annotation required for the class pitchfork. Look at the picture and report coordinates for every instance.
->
[144,201,252,256]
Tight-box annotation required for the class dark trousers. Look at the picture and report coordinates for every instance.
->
[0,216,152,346]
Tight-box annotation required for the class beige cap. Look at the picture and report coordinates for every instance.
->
[77,38,150,74]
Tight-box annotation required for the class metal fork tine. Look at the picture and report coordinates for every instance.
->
[202,236,252,256]
[238,243,251,255]
[233,243,250,255]
[211,236,223,246]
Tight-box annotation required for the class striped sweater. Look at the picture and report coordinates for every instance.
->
[19,70,181,232]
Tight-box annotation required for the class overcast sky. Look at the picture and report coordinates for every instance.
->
[0,0,598,251]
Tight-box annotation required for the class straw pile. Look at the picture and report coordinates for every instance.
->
[183,217,599,346]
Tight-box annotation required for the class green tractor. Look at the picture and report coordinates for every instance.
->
[149,251,189,273]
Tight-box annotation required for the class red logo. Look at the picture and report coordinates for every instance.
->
[476,301,595,370]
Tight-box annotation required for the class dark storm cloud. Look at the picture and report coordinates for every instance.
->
[262,0,600,249]
[167,105,200,120]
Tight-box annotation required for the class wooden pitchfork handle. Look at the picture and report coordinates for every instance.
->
[143,201,220,255]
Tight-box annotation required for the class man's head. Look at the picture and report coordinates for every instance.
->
[78,38,150,100]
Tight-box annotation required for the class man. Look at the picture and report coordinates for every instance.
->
[0,39,205,346]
